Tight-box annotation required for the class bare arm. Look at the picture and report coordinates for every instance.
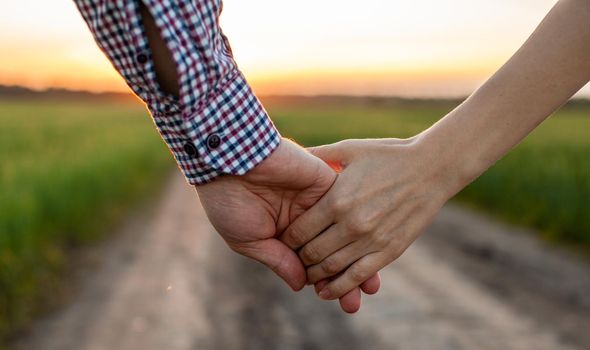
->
[282,0,590,300]
[423,0,590,193]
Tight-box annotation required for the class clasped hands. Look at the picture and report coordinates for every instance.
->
[197,137,456,313]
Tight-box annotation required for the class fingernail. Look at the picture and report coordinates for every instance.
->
[319,288,332,300]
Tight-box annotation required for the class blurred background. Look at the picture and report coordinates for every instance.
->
[1,1,589,349]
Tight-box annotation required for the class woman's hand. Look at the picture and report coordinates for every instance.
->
[287,0,590,303]
[281,138,464,300]
[197,138,381,312]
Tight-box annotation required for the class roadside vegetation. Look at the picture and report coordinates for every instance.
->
[2,95,588,346]
[269,98,590,247]
[0,99,172,343]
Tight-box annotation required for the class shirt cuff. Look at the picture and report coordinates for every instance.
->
[157,70,281,185]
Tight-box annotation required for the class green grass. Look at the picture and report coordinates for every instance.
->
[268,99,590,247]
[1,96,588,344]
[0,99,172,342]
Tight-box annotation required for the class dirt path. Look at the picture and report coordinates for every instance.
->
[14,173,590,350]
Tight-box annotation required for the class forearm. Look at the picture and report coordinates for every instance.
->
[75,1,281,185]
[283,0,590,303]
[418,0,590,194]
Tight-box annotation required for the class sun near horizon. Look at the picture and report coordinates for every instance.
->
[1,0,588,98]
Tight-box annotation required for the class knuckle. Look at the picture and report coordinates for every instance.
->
[385,242,405,262]
[335,139,354,149]
[347,219,373,237]
[229,245,242,254]
[308,267,324,284]
[330,286,346,299]
[338,139,361,149]
[327,196,351,215]
[363,209,383,230]
[388,229,410,259]
[228,242,245,254]
[229,242,256,260]
[300,244,321,265]
[349,262,370,283]
[286,227,308,248]
[373,232,391,248]
[390,243,405,261]
[321,256,342,275]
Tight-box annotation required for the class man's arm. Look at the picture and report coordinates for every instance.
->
[74,0,379,312]
[74,0,281,185]
[139,3,179,96]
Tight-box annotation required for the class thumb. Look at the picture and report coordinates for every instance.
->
[235,239,307,291]
[307,140,355,170]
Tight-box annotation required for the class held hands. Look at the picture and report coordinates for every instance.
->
[197,137,459,312]
[281,138,461,301]
[196,139,381,313]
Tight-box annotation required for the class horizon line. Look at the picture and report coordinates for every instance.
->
[1,83,589,103]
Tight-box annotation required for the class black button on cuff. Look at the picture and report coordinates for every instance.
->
[136,51,149,64]
[183,142,198,159]
[206,134,222,150]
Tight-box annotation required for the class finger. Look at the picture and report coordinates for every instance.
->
[338,287,362,314]
[318,252,389,300]
[314,279,330,294]
[280,197,334,250]
[236,238,307,291]
[360,273,381,295]
[314,271,344,293]
[307,240,373,284]
[318,273,381,297]
[314,278,362,313]
[307,141,353,164]
[298,224,354,266]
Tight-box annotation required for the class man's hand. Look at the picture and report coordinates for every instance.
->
[140,5,380,313]
[196,139,380,313]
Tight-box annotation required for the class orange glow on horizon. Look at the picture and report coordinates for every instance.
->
[249,66,494,97]
[1,0,588,98]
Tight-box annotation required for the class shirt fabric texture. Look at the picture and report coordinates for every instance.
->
[74,0,281,185]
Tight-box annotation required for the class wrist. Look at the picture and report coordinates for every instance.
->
[409,126,483,201]
[240,138,336,189]
[241,138,284,181]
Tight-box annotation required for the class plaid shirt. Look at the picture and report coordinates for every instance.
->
[74,0,281,185]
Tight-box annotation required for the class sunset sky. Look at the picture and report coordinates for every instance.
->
[1,0,588,97]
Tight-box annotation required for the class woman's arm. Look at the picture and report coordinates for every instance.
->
[280,0,590,300]
[423,0,590,194]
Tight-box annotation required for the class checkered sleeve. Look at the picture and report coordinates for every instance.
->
[73,0,281,185]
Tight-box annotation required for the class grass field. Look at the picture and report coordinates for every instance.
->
[1,95,588,345]
[267,97,590,247]
[0,99,172,342]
